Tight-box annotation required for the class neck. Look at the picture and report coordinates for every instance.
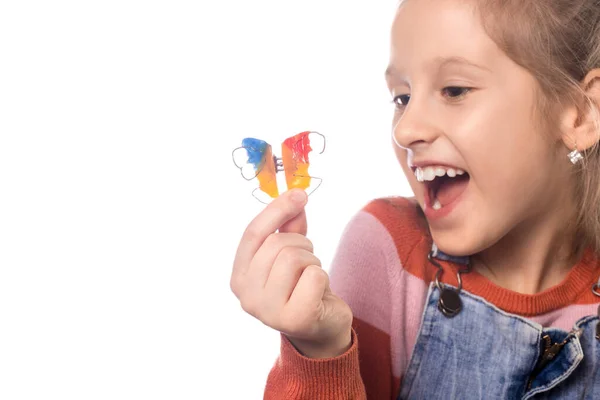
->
[472,199,583,295]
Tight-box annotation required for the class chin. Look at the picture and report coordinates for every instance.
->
[429,229,481,257]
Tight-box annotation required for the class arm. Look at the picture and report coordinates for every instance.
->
[264,205,396,399]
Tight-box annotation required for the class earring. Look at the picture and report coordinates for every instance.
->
[568,146,584,165]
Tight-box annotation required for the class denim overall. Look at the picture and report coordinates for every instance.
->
[398,246,600,399]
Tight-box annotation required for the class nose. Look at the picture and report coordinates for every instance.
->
[392,99,441,150]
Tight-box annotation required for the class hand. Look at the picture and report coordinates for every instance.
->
[230,189,353,358]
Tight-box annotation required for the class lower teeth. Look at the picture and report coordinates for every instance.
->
[432,199,442,210]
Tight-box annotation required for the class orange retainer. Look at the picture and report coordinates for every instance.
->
[255,131,313,198]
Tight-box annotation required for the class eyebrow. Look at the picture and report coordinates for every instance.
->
[385,56,492,81]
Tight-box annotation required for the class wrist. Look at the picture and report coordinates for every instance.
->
[287,329,353,359]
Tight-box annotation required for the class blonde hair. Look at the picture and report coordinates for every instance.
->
[473,0,600,253]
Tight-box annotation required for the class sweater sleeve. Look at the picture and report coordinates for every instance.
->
[263,328,365,399]
[264,201,401,399]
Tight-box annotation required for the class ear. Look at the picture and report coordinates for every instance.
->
[560,68,600,152]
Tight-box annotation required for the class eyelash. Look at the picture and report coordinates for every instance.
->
[391,87,472,109]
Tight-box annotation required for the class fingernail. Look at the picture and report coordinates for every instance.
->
[290,189,307,203]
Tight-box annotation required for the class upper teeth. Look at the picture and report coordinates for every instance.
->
[414,166,465,182]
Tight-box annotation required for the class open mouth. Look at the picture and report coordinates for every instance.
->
[413,166,470,211]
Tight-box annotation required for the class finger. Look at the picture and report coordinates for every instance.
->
[250,232,314,285]
[264,247,321,292]
[233,189,307,276]
[262,248,322,314]
[279,208,307,236]
[285,265,329,332]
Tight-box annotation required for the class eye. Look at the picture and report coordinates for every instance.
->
[442,86,471,100]
[392,94,410,108]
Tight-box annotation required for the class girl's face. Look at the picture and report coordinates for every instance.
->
[387,0,574,256]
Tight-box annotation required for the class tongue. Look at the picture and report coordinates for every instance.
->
[436,175,469,206]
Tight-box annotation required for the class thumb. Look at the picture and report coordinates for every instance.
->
[279,205,307,236]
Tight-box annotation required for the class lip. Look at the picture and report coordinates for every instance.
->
[409,160,466,172]
[421,174,470,221]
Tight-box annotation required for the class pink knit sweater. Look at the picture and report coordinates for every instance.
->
[264,197,600,399]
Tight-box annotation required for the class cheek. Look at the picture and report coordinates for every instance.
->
[459,121,553,209]
[455,95,542,187]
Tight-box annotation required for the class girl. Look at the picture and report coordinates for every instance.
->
[230,0,600,398]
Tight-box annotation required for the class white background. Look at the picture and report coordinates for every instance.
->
[0,1,412,398]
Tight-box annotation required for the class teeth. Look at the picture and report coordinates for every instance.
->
[432,199,442,210]
[423,167,436,181]
[416,168,424,182]
[414,165,466,182]
[435,167,446,177]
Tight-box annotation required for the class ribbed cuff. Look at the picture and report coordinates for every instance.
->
[274,328,365,399]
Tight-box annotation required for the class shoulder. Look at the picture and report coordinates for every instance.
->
[337,196,432,266]
[362,197,426,229]
[361,196,430,250]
